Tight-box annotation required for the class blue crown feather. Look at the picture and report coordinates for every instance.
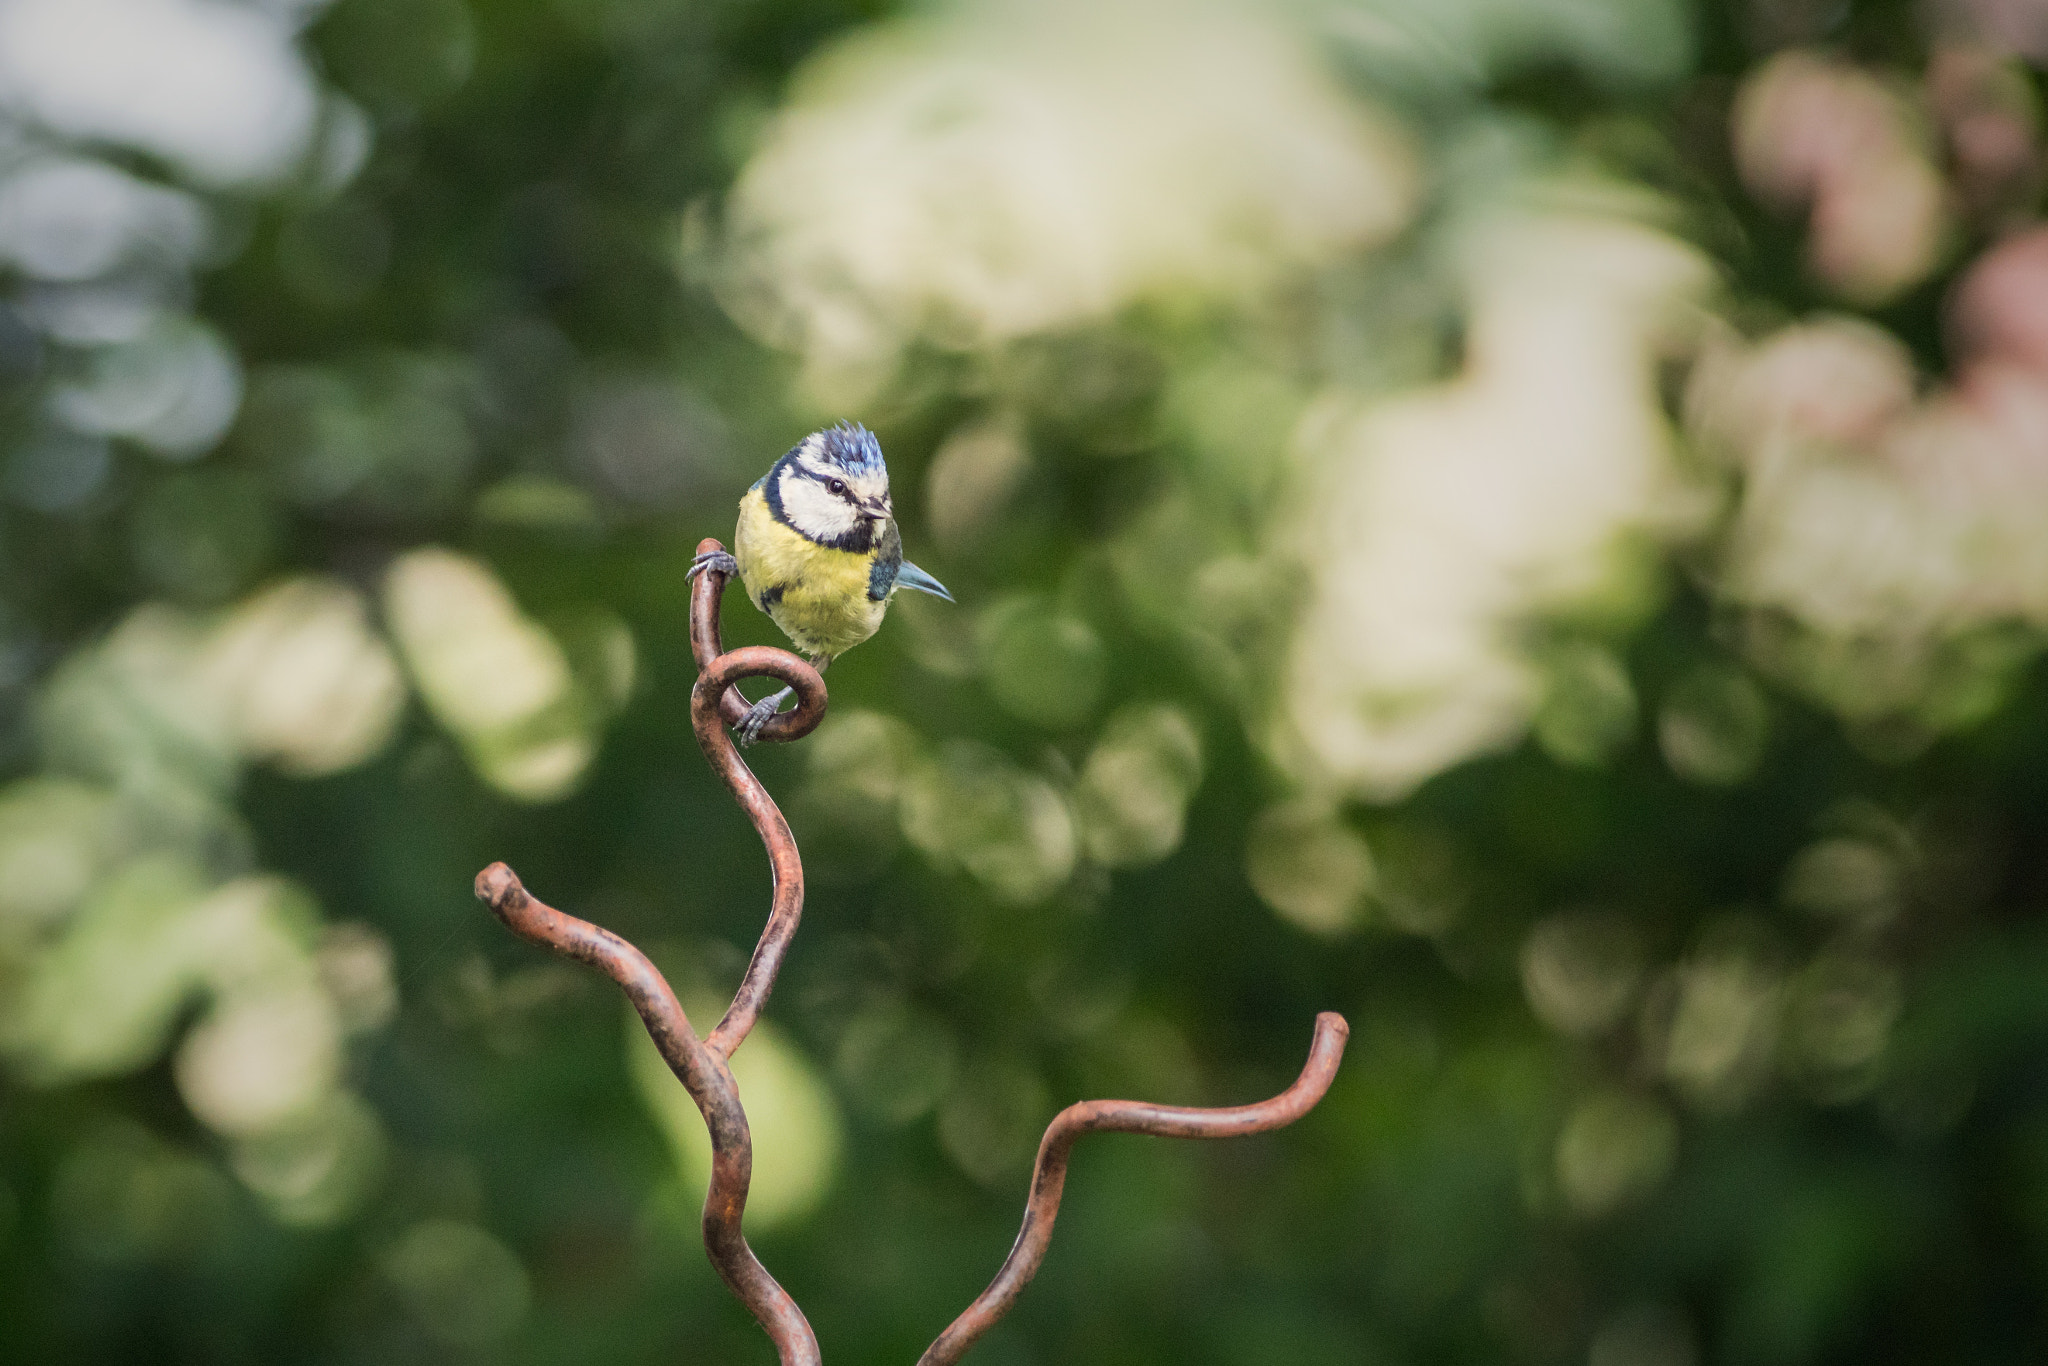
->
[815,421,887,476]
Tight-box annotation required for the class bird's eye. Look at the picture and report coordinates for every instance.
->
[827,478,848,497]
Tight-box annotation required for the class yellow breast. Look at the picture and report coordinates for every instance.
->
[734,485,888,661]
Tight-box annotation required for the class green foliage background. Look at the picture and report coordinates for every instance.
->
[5,1,2048,1363]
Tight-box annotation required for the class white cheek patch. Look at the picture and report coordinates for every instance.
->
[778,469,860,541]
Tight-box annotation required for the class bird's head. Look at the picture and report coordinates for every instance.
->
[774,422,894,545]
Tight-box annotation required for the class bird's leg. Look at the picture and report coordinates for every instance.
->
[687,548,738,581]
[734,690,789,747]
[734,655,828,747]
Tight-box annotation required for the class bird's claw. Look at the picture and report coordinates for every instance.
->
[734,690,789,748]
[687,550,738,582]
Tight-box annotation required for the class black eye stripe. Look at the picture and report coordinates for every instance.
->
[785,456,885,506]
[793,461,845,487]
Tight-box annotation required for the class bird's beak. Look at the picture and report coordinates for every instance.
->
[865,497,892,519]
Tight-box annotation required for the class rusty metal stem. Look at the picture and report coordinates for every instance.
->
[477,535,1350,1366]
[472,862,820,1366]
[692,644,823,1057]
[916,1012,1350,1366]
[690,536,824,742]
[688,538,827,1059]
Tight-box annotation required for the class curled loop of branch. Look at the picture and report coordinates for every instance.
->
[689,645,822,1055]
[474,536,1350,1365]
[691,535,826,741]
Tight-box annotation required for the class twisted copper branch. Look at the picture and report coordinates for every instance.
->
[474,536,1350,1365]
[473,862,820,1363]
[477,539,825,1364]
[918,1011,1350,1366]
[684,540,826,1056]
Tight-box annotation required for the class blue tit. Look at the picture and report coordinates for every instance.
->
[688,422,952,744]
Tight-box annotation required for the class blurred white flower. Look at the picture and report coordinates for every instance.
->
[1,856,215,1082]
[174,986,341,1137]
[1658,664,1771,787]
[0,778,116,938]
[51,316,243,457]
[1555,1089,1678,1217]
[1687,316,1917,463]
[925,414,1031,556]
[1522,907,1644,1038]
[4,865,337,1098]
[4,598,396,1202]
[229,1089,388,1227]
[315,922,400,1034]
[1278,200,1711,800]
[199,577,405,778]
[1782,833,1907,927]
[34,604,240,794]
[900,740,1077,904]
[0,0,322,187]
[34,580,405,790]
[1245,800,1375,936]
[1532,642,1640,768]
[1949,227,2048,378]
[1695,231,2048,734]
[1073,704,1204,868]
[0,156,210,282]
[1925,44,2041,222]
[385,548,604,803]
[1324,0,1694,89]
[719,0,1415,397]
[1782,952,1900,1101]
[1651,923,1784,1111]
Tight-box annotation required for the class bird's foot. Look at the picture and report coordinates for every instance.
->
[687,550,739,582]
[734,686,793,747]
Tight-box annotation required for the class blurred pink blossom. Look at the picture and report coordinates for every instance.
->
[1734,51,1952,302]
[1925,44,2041,221]
[1947,225,2048,377]
[1692,222,2048,726]
[1933,0,2048,64]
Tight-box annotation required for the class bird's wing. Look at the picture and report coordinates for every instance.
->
[895,560,954,602]
[868,520,903,601]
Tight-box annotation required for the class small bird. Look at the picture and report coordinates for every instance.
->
[689,422,952,744]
